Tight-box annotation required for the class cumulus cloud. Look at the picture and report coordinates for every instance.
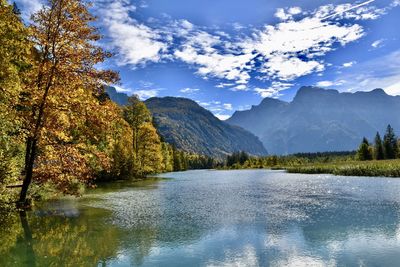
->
[274,6,303,21]
[174,2,366,88]
[254,82,293,98]
[244,16,363,81]
[95,0,167,66]
[174,30,253,85]
[89,0,393,96]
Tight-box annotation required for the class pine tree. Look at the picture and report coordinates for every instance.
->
[12,2,20,15]
[357,137,372,161]
[383,125,397,159]
[374,132,384,160]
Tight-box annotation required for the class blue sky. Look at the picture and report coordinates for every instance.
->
[16,0,400,119]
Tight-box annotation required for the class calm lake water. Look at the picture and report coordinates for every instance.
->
[2,169,400,266]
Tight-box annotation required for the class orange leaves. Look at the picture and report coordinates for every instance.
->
[18,0,120,194]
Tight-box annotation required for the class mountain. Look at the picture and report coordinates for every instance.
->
[144,97,267,157]
[106,86,129,106]
[227,86,400,155]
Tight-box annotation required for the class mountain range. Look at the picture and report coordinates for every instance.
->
[107,85,400,156]
[106,87,267,157]
[227,86,400,154]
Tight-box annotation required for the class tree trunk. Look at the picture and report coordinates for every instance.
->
[18,138,37,208]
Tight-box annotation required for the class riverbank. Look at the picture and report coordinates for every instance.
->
[279,159,400,177]
[222,158,400,177]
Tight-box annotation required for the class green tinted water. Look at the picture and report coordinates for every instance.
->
[1,170,400,266]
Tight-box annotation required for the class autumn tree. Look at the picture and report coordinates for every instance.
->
[357,137,372,161]
[17,0,118,207]
[161,142,174,172]
[123,96,163,176]
[0,0,31,206]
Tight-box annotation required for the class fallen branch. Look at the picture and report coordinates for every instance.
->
[6,184,23,188]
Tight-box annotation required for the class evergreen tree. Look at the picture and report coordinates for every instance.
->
[374,132,384,160]
[12,2,20,15]
[357,137,372,161]
[239,151,249,165]
[383,125,397,159]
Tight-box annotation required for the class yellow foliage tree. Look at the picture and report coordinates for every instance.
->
[18,0,118,206]
[123,96,163,176]
[0,0,31,206]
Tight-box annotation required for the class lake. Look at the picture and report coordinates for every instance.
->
[2,169,400,266]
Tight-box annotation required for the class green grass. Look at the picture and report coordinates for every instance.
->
[283,159,400,177]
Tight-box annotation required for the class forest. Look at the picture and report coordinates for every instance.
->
[223,125,400,177]
[0,0,215,210]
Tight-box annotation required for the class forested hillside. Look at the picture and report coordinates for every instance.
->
[145,97,268,158]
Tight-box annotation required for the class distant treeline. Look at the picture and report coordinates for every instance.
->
[224,150,356,169]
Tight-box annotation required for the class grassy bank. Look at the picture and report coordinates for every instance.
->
[282,159,400,177]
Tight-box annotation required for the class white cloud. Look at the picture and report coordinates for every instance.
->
[174,30,253,84]
[275,8,292,21]
[15,0,44,21]
[176,6,366,87]
[181,20,194,30]
[288,7,302,15]
[314,0,387,21]
[113,85,131,93]
[232,22,246,31]
[371,39,384,48]
[180,88,200,94]
[196,100,233,119]
[215,114,231,121]
[254,82,293,98]
[275,7,303,21]
[223,103,233,110]
[132,89,159,100]
[316,81,334,87]
[90,0,392,94]
[244,16,364,81]
[330,50,400,95]
[385,81,400,95]
[96,0,167,66]
[342,61,356,68]
[216,83,235,88]
[259,54,324,81]
[233,84,248,91]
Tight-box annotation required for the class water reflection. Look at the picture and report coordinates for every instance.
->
[1,170,400,266]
